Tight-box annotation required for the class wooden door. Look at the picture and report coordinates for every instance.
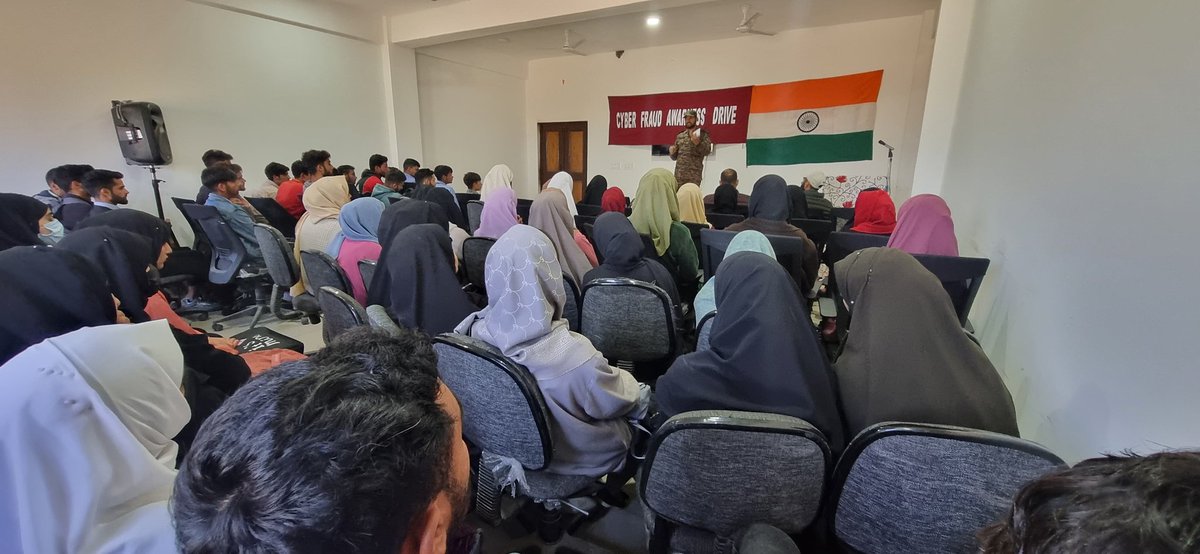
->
[538,121,587,201]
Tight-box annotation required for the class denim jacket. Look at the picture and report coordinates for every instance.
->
[205,194,263,260]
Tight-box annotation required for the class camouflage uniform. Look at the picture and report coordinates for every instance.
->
[671,127,712,187]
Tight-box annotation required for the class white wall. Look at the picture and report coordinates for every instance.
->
[524,13,937,200]
[910,0,974,196]
[0,0,392,242]
[939,0,1200,462]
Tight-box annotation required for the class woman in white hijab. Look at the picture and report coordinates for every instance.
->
[479,164,515,203]
[0,320,189,553]
[455,225,649,478]
[544,171,579,217]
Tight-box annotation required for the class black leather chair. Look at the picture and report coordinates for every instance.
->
[698,228,815,296]
[789,218,834,254]
[466,200,484,235]
[246,197,297,238]
[576,203,603,217]
[705,212,745,230]
[172,197,211,255]
[357,259,377,296]
[462,237,497,293]
[830,207,855,231]
[824,231,889,267]
[911,254,991,327]
[252,224,316,324]
[516,198,533,224]
[562,274,581,332]
[181,204,270,331]
[299,250,353,295]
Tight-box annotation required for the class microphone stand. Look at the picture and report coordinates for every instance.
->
[878,141,895,194]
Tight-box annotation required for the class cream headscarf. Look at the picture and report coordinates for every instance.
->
[676,182,708,225]
[480,164,514,203]
[293,176,351,293]
[545,171,578,217]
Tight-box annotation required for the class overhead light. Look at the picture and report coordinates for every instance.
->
[646,15,661,27]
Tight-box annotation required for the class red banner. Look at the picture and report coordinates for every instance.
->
[608,86,753,145]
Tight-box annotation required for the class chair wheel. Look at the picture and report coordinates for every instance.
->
[194,312,208,322]
[212,323,224,331]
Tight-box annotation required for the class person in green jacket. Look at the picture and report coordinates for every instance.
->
[371,168,407,204]
[630,168,701,301]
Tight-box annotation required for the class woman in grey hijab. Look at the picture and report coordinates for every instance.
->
[528,189,596,288]
[455,225,649,478]
[834,247,1018,437]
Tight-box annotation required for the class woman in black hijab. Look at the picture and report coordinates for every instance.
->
[787,184,809,219]
[0,193,52,251]
[375,224,477,335]
[834,247,1018,437]
[583,212,680,307]
[58,227,158,323]
[655,252,845,451]
[726,175,820,292]
[369,200,451,306]
[411,185,467,231]
[0,246,116,364]
[581,175,608,206]
[78,208,214,305]
[712,182,741,215]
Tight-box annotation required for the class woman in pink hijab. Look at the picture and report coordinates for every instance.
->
[887,194,959,256]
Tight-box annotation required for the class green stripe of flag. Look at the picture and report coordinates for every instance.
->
[746,130,874,165]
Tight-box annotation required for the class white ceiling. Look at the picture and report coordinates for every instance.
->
[331,0,469,16]
[416,0,939,62]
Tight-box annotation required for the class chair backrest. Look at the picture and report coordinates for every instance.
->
[562,274,581,332]
[181,203,245,285]
[253,224,300,288]
[466,200,484,235]
[246,197,297,238]
[824,231,889,268]
[573,214,597,237]
[698,229,812,291]
[911,254,990,327]
[828,422,1066,554]
[706,212,745,230]
[432,334,554,470]
[638,234,665,265]
[789,218,834,253]
[580,278,677,363]
[515,198,533,225]
[576,203,603,217]
[456,192,480,224]
[462,237,497,292]
[695,310,716,351]
[357,259,377,295]
[681,221,707,254]
[365,304,401,335]
[172,197,210,252]
[300,249,353,294]
[317,286,369,343]
[641,411,831,543]
[830,207,855,231]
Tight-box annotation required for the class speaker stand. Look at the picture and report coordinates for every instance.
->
[148,165,166,220]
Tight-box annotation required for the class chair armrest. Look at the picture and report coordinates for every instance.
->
[818,297,838,319]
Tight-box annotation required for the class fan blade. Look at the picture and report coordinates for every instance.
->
[745,12,761,26]
[748,28,774,36]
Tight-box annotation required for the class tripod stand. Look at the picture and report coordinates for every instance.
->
[146,164,166,220]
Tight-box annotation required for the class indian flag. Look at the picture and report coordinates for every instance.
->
[746,70,883,165]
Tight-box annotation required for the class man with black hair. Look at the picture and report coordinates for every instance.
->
[52,163,96,230]
[403,158,420,186]
[359,154,389,195]
[254,162,290,198]
[372,168,408,204]
[275,160,311,219]
[462,171,482,193]
[301,149,335,181]
[214,163,269,225]
[201,149,234,168]
[82,169,128,217]
[433,165,454,194]
[34,167,67,212]
[413,168,436,189]
[172,327,473,554]
[202,166,262,261]
[337,164,358,198]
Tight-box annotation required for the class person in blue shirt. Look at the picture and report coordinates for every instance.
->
[402,158,419,185]
[433,164,455,194]
[202,166,263,262]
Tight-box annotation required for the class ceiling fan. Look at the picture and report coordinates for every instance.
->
[560,29,587,56]
[736,4,774,36]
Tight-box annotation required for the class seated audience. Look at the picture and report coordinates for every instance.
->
[545,171,579,216]
[455,225,649,477]
[463,171,482,193]
[726,174,819,292]
[402,157,420,185]
[601,187,627,214]
[529,189,597,286]
[849,188,897,235]
[275,160,310,219]
[172,327,472,554]
[631,168,702,298]
[82,169,128,218]
[582,175,608,206]
[375,199,450,257]
[978,451,1200,553]
[338,164,357,197]
[787,183,809,219]
[254,161,290,198]
[373,224,477,335]
[693,230,776,319]
[801,171,832,220]
[372,168,408,204]
[359,154,388,195]
[656,252,845,451]
[292,175,351,295]
[0,321,188,553]
[0,193,56,250]
[474,186,520,240]
[834,247,1018,437]
[887,194,959,256]
[479,163,514,202]
[584,212,680,308]
[195,149,234,204]
[33,166,66,212]
[434,165,455,194]
[676,182,710,226]
[202,166,263,262]
[707,168,749,213]
[53,163,96,231]
[412,172,469,232]
[328,197,385,305]
[217,163,270,225]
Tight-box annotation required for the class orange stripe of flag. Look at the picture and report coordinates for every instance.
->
[750,70,884,113]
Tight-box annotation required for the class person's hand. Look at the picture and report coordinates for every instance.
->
[690,128,702,145]
[517,215,524,224]
[208,337,241,354]
[229,196,249,207]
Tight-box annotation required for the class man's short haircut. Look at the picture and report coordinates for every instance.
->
[290,160,311,178]
[45,167,59,186]
[337,164,355,175]
[463,172,481,187]
[51,164,95,190]
[213,162,243,175]
[385,168,406,185]
[201,149,233,168]
[434,165,453,181]
[414,168,435,183]
[978,451,1200,553]
[720,168,738,185]
[369,154,388,169]
[201,166,239,190]
[403,158,420,170]
[82,169,124,198]
[264,162,289,180]
[300,149,331,170]
[171,327,454,553]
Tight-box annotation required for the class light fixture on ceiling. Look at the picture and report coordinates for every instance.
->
[646,15,661,27]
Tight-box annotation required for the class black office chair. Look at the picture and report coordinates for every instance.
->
[680,221,707,256]
[171,197,211,255]
[698,228,816,297]
[823,231,889,268]
[462,237,497,293]
[299,250,353,295]
[317,286,369,343]
[573,214,597,237]
[181,204,270,331]
[562,274,581,332]
[576,203,603,217]
[830,207,855,231]
[358,259,377,296]
[456,192,480,225]
[789,218,834,255]
[246,197,297,238]
[516,198,533,224]
[705,212,745,230]
[910,254,991,327]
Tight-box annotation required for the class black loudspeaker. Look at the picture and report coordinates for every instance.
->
[111,100,172,165]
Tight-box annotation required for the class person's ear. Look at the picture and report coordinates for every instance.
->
[401,493,453,554]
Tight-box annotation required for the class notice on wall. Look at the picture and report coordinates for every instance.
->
[608,86,753,146]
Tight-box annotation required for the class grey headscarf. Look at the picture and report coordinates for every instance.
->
[528,189,593,287]
[834,247,1018,437]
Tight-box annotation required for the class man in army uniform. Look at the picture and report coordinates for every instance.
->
[669,109,712,188]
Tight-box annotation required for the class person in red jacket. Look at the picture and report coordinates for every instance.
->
[358,154,388,195]
[275,159,311,219]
